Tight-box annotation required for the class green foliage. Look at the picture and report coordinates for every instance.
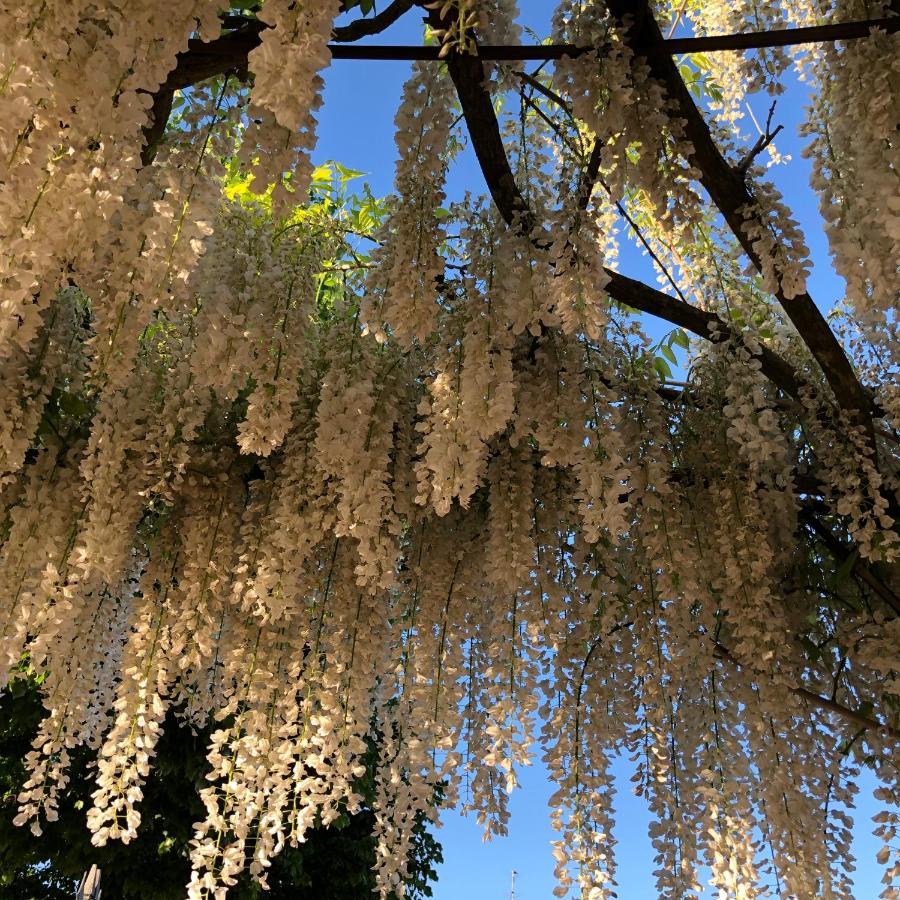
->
[650,329,689,382]
[677,53,725,105]
[35,162,389,459]
[0,678,442,900]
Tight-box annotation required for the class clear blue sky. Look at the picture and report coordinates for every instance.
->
[315,4,883,897]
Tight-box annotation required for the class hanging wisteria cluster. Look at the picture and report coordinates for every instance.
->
[0,0,898,897]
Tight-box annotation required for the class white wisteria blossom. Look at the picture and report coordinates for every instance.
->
[0,1,898,898]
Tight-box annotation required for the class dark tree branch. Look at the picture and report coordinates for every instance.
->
[140,88,174,165]
[737,100,784,175]
[157,16,900,89]
[713,641,898,738]
[577,138,605,212]
[154,2,417,115]
[605,0,878,435]
[801,511,900,616]
[791,685,896,736]
[663,17,898,53]
[161,25,261,92]
[430,21,805,402]
[333,0,416,42]
[325,19,899,57]
[515,69,571,113]
[162,2,419,94]
[141,5,885,422]
[142,3,416,158]
[146,8,897,205]
[443,50,536,232]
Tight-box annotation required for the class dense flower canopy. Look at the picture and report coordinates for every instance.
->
[0,0,898,897]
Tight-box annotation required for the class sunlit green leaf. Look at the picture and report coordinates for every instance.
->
[654,357,673,380]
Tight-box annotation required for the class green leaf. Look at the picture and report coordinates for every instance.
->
[57,391,89,418]
[157,836,176,854]
[672,329,689,349]
[835,549,859,584]
[311,162,334,185]
[653,357,673,380]
[335,162,364,183]
[800,636,821,663]
[661,344,677,364]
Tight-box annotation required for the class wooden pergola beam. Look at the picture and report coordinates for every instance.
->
[433,20,806,403]
[606,0,880,437]
[162,15,900,91]
[144,3,892,421]
[325,17,898,59]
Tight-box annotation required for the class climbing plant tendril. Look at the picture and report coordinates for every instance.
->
[0,0,898,897]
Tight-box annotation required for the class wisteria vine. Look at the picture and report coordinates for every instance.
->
[0,1,898,897]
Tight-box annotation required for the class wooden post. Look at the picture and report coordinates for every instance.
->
[76,864,101,899]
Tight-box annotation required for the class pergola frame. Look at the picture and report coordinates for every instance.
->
[135,0,900,732]
[147,3,897,430]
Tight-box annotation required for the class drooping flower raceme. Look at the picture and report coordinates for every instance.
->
[0,2,898,899]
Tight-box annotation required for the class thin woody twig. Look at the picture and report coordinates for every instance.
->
[517,80,698,308]
[737,100,784,175]
[514,70,571,112]
[608,192,692,306]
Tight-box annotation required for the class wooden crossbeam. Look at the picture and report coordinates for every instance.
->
[321,17,898,60]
